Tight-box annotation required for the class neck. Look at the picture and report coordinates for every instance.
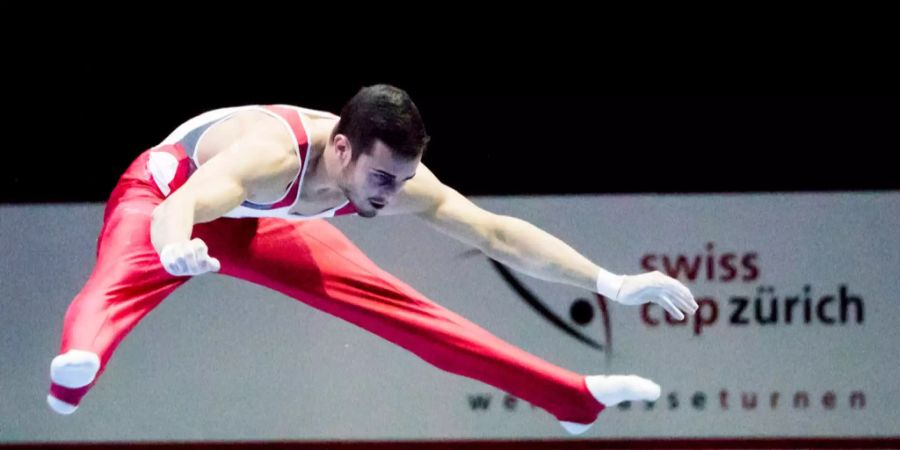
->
[301,118,344,196]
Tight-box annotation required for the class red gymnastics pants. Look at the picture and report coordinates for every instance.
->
[48,147,604,424]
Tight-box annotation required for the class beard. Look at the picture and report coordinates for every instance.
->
[357,207,378,219]
[341,185,378,218]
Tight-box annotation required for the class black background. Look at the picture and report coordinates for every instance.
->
[5,48,896,203]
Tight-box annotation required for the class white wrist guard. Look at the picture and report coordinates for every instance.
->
[596,268,625,301]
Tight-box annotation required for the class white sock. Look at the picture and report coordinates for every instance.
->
[585,375,661,406]
[50,350,100,388]
[559,375,661,435]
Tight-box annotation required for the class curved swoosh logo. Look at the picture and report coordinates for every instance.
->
[487,259,612,357]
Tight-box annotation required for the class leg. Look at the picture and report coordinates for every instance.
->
[48,176,188,413]
[195,218,604,424]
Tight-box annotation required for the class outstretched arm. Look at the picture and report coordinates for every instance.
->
[385,164,698,319]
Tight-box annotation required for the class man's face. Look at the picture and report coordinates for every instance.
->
[338,139,419,218]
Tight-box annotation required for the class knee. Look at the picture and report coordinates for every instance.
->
[50,349,101,388]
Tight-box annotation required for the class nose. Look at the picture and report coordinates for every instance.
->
[382,184,403,197]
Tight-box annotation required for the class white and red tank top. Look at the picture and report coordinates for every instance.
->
[147,105,357,220]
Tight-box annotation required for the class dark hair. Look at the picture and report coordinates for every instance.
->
[333,84,430,160]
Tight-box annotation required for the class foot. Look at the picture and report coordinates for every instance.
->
[559,375,661,435]
[47,349,100,415]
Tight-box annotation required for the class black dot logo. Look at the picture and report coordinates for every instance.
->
[569,298,594,326]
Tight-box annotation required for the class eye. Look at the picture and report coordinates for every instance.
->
[374,173,393,186]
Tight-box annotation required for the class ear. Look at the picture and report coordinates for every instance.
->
[334,134,353,167]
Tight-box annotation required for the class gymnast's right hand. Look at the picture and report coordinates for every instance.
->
[159,238,221,276]
[610,271,697,320]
